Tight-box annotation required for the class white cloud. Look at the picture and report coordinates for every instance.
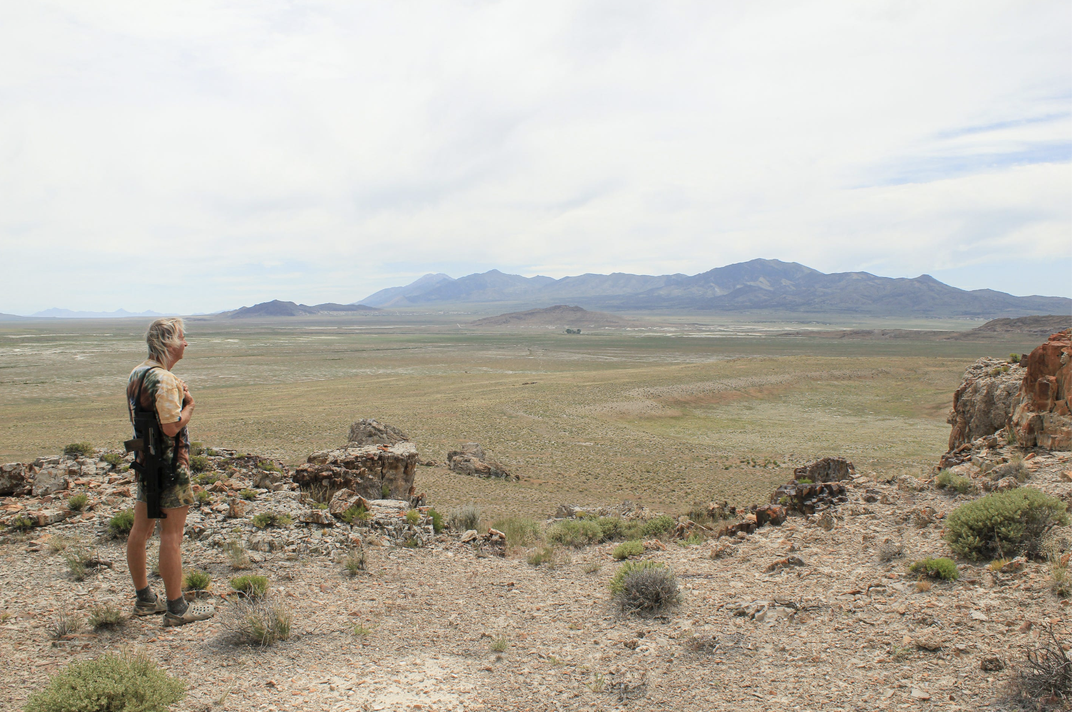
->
[0,0,1069,314]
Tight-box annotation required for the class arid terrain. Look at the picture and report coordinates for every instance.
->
[0,314,1068,711]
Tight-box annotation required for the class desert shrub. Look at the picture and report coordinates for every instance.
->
[527,545,555,566]
[342,547,367,576]
[448,505,481,532]
[641,515,675,538]
[48,535,77,553]
[101,452,125,467]
[188,454,210,474]
[934,470,975,494]
[352,623,373,637]
[595,516,623,541]
[8,515,35,532]
[194,472,218,486]
[108,509,135,537]
[301,481,338,504]
[609,560,681,616]
[87,603,124,629]
[195,489,211,504]
[1009,353,1022,364]
[490,636,509,653]
[251,511,291,529]
[1008,625,1071,709]
[405,509,421,526]
[944,489,1069,561]
[189,441,204,456]
[224,538,250,570]
[239,489,257,501]
[67,493,88,511]
[63,442,95,458]
[612,540,645,560]
[46,610,82,640]
[877,541,904,562]
[258,460,281,473]
[183,570,211,591]
[1050,554,1071,598]
[64,548,90,581]
[547,519,602,547]
[909,557,959,581]
[230,575,269,600]
[796,477,814,485]
[427,508,444,533]
[491,517,544,547]
[340,504,370,525]
[227,600,291,646]
[23,650,185,712]
[380,483,390,499]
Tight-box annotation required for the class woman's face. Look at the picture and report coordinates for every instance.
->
[167,330,188,366]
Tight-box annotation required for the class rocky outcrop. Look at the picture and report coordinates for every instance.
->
[946,357,1023,451]
[0,463,33,496]
[447,443,515,480]
[347,419,410,447]
[1009,329,1071,450]
[294,442,418,501]
[793,457,854,483]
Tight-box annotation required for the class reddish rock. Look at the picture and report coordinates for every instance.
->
[755,504,787,527]
[1009,329,1071,450]
[294,442,417,501]
[793,457,855,483]
[717,519,757,538]
[0,462,33,496]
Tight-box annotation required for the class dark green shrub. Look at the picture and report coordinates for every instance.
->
[101,452,125,467]
[447,505,481,532]
[251,512,291,529]
[230,574,269,600]
[612,540,644,560]
[944,489,1069,560]
[641,515,675,538]
[194,472,218,485]
[195,489,211,504]
[380,483,390,499]
[547,519,602,547]
[491,517,543,547]
[183,570,211,591]
[427,508,444,533]
[66,493,88,511]
[188,455,210,474]
[405,509,421,526]
[1009,353,1021,364]
[258,460,281,473]
[63,443,94,458]
[340,504,370,525]
[108,509,135,537]
[23,651,185,712]
[909,557,959,580]
[239,489,257,501]
[8,515,35,532]
[609,560,681,616]
[934,470,975,494]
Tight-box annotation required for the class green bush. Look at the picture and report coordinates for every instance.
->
[547,519,603,547]
[1009,353,1021,364]
[251,512,291,529]
[190,442,204,456]
[527,545,556,566]
[342,548,367,576]
[23,650,185,712]
[944,489,1069,561]
[427,508,444,533]
[448,505,481,532]
[228,600,290,646]
[183,570,211,591]
[101,452,125,467]
[109,509,135,537]
[340,504,370,525]
[8,515,34,532]
[67,493,88,511]
[224,538,250,570]
[491,517,544,547]
[63,443,95,458]
[909,557,959,581]
[195,489,211,504]
[405,509,421,526]
[641,515,675,538]
[258,460,281,473]
[239,489,257,501]
[934,470,975,495]
[230,575,269,600]
[609,560,681,616]
[380,483,390,499]
[87,603,124,629]
[612,540,645,560]
[188,455,210,474]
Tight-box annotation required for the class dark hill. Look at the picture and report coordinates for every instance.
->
[470,305,631,328]
[228,300,378,318]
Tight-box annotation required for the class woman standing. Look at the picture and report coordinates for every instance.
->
[125,317,215,626]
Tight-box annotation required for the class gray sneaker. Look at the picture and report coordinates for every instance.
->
[163,602,216,627]
[132,595,167,616]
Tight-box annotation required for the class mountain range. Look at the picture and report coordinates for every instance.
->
[360,259,1070,318]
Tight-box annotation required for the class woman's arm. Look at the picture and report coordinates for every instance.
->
[161,383,194,437]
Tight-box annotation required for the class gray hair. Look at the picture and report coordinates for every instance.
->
[146,317,185,364]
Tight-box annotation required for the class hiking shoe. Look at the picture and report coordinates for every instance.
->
[132,595,167,616]
[163,602,216,627]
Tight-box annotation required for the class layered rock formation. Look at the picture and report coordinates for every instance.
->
[447,443,515,480]
[347,419,410,447]
[946,357,1023,451]
[1009,329,1071,450]
[293,442,418,501]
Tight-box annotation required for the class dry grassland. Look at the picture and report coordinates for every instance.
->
[0,314,1040,522]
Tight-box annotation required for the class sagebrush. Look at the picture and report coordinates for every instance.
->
[944,489,1069,561]
[23,651,185,712]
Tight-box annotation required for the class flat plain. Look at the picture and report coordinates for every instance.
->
[0,312,1041,521]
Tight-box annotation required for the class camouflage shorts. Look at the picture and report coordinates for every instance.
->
[135,464,194,510]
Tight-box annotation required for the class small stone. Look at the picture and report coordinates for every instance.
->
[970,611,988,621]
[980,656,1005,671]
[911,688,931,700]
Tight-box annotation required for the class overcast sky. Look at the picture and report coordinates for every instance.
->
[1,1,1070,315]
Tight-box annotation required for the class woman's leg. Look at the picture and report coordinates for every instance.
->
[126,501,154,591]
[158,505,189,602]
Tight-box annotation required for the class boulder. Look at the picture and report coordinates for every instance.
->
[294,442,418,501]
[793,457,855,483]
[755,504,787,527]
[1008,329,1071,450]
[946,357,1023,451]
[328,489,371,517]
[446,443,515,480]
[0,463,33,497]
[347,419,410,447]
[31,467,69,497]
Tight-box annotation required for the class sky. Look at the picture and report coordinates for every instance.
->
[1,1,1070,315]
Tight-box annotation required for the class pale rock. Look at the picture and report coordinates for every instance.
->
[32,468,68,496]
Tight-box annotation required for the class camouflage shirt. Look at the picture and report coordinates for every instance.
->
[127,360,190,475]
